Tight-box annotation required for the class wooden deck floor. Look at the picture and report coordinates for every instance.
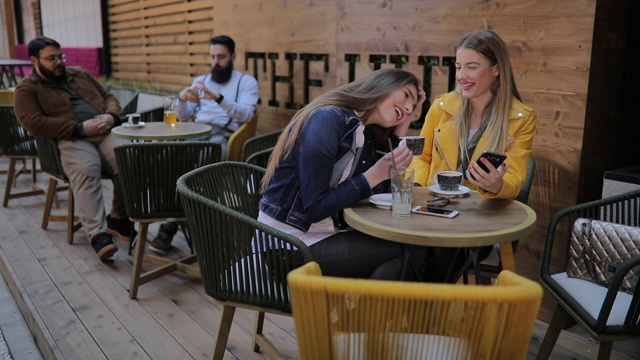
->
[0,156,634,360]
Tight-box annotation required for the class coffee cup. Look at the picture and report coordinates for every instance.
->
[127,113,141,125]
[399,136,425,156]
[436,171,463,191]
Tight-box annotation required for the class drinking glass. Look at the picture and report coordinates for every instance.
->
[163,96,177,127]
[391,168,414,218]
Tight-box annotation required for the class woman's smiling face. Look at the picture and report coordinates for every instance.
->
[455,47,499,103]
[367,85,418,128]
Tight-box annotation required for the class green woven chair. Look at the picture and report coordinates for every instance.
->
[35,136,86,244]
[536,189,640,360]
[240,128,282,162]
[136,105,164,123]
[459,156,536,283]
[114,141,221,299]
[177,161,312,360]
[106,85,139,117]
[244,147,274,168]
[0,104,44,207]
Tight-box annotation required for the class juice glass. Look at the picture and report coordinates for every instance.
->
[163,97,177,127]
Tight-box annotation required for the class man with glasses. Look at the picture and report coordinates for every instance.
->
[14,36,134,262]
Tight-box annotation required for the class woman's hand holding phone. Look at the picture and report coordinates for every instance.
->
[466,151,507,194]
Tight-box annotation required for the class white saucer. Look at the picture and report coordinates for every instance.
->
[122,121,145,128]
[428,184,470,196]
[368,193,392,209]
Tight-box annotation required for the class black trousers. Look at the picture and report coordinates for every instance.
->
[300,230,428,281]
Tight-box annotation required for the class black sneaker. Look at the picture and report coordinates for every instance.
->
[107,215,137,242]
[148,221,179,254]
[91,232,118,261]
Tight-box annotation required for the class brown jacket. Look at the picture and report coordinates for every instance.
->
[14,66,121,140]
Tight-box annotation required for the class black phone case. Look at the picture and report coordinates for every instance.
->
[476,151,506,173]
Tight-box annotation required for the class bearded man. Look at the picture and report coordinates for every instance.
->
[149,35,259,254]
[14,36,134,262]
[172,34,259,157]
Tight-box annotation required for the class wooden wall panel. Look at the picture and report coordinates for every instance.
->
[108,0,214,87]
[105,0,633,323]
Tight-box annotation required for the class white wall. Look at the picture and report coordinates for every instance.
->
[39,0,103,47]
[19,0,36,43]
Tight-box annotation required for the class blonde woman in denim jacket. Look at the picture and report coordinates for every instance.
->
[259,69,427,280]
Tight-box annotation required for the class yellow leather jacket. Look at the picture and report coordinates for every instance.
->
[410,91,537,199]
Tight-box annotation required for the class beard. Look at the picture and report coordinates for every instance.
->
[210,61,233,84]
[38,63,66,82]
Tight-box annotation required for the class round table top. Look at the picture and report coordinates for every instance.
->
[343,187,536,247]
[111,121,212,141]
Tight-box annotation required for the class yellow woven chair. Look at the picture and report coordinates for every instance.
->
[288,262,543,360]
[225,111,258,161]
[0,90,14,104]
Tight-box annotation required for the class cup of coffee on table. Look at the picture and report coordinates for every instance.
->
[436,171,463,192]
[400,136,425,156]
[127,113,141,125]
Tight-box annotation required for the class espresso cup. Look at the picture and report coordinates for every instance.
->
[400,136,425,156]
[436,171,463,192]
[127,113,141,125]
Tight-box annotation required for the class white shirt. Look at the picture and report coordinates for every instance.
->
[173,69,259,132]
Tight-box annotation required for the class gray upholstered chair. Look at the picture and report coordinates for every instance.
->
[536,189,640,360]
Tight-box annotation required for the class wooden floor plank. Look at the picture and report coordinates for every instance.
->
[20,188,214,360]
[0,156,636,360]
[0,200,108,359]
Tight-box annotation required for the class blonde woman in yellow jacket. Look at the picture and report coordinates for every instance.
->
[400,30,537,283]
[411,91,536,198]
[409,29,537,199]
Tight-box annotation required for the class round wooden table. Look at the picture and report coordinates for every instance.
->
[111,121,212,141]
[343,187,537,274]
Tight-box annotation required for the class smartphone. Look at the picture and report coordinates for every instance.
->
[411,206,459,218]
[476,151,506,173]
[469,151,507,181]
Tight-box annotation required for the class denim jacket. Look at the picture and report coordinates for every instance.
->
[259,107,374,232]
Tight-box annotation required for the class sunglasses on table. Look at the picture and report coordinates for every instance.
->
[426,195,464,207]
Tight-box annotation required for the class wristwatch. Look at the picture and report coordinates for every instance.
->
[215,94,224,104]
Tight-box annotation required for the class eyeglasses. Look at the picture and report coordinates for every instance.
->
[38,54,67,63]
[426,195,464,207]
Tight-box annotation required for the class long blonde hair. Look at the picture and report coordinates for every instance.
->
[454,30,521,165]
[262,68,420,190]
